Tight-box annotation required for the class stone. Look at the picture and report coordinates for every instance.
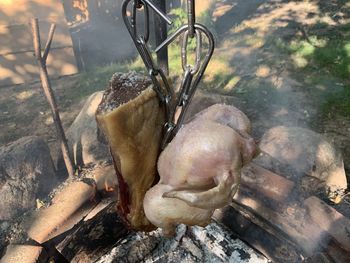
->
[66,91,110,166]
[0,136,58,220]
[259,126,347,199]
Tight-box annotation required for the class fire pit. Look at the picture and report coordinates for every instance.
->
[1,1,350,263]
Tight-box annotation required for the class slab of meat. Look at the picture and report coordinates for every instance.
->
[144,104,257,235]
[96,72,165,231]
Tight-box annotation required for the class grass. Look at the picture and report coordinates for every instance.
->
[323,85,350,117]
[275,23,350,79]
[274,22,350,117]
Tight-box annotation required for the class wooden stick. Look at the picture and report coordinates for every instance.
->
[43,24,56,62]
[30,18,75,177]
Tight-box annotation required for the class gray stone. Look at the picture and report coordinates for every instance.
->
[66,91,110,166]
[259,126,347,198]
[0,136,58,220]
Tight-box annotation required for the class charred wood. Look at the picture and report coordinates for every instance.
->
[56,202,128,262]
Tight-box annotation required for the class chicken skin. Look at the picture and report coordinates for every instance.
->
[144,104,256,235]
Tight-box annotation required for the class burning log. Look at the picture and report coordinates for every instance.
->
[223,196,350,262]
[95,72,165,231]
[53,204,269,262]
[241,163,295,204]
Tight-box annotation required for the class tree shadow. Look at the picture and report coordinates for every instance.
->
[0,1,77,86]
[214,0,266,37]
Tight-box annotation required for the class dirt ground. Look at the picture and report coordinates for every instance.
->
[0,0,349,179]
[207,0,350,176]
[0,75,83,160]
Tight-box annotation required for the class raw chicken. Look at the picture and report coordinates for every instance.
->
[144,104,257,235]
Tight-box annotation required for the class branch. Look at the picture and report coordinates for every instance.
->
[30,18,42,61]
[30,17,75,177]
[42,23,56,62]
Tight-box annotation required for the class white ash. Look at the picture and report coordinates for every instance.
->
[95,222,269,263]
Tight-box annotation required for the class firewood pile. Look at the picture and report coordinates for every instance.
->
[1,160,349,262]
[0,165,268,263]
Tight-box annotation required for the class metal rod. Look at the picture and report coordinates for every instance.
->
[143,0,172,25]
[153,0,169,75]
[187,0,195,37]
[155,24,188,53]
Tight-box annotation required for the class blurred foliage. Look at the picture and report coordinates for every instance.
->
[324,86,350,116]
[168,8,187,35]
[275,23,350,80]
[274,22,350,116]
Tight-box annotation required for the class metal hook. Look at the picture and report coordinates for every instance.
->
[131,1,150,42]
[123,0,215,147]
[171,24,215,137]
[181,29,201,74]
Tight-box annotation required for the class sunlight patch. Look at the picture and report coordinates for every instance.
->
[256,65,270,78]
[16,91,34,101]
[204,59,233,83]
[344,43,350,57]
[1,0,14,6]
[223,76,241,92]
[292,54,308,68]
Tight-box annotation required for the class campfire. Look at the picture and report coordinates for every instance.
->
[1,1,349,263]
